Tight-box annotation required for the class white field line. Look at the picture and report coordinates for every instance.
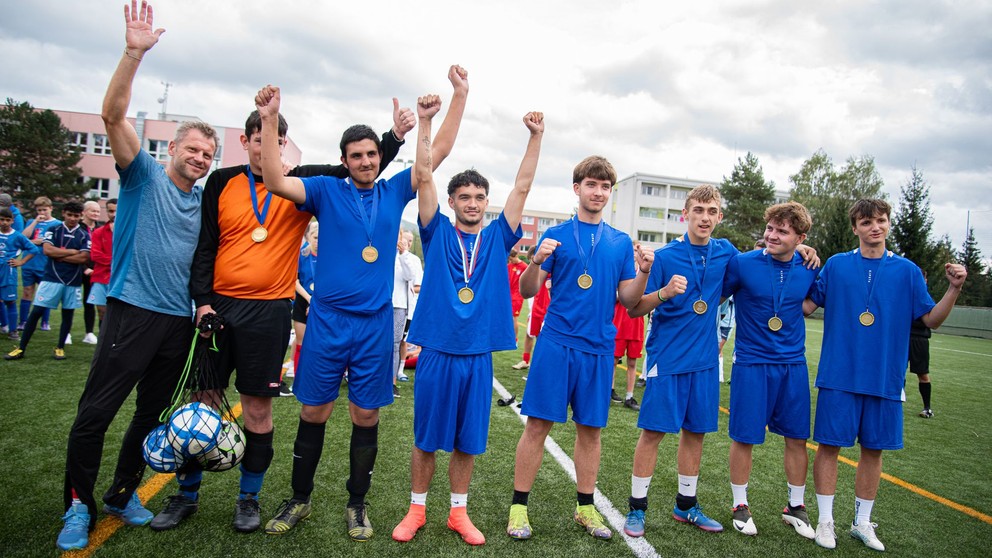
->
[492,377,661,558]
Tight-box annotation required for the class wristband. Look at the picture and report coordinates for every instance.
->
[657,290,667,303]
[124,48,143,61]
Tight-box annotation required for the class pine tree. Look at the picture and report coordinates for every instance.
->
[958,229,991,306]
[891,165,940,295]
[718,152,776,250]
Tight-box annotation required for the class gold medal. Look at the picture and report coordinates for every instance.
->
[859,311,875,327]
[768,316,783,331]
[577,273,593,289]
[251,226,268,243]
[693,300,708,315]
[361,246,378,263]
[458,287,475,304]
[309,283,314,291]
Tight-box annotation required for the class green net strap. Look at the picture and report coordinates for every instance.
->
[158,328,200,423]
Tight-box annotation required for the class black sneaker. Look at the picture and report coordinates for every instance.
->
[279,382,294,397]
[393,385,401,398]
[345,502,373,541]
[233,497,261,532]
[265,498,312,535]
[636,378,646,388]
[623,397,641,411]
[611,389,623,403]
[150,495,198,531]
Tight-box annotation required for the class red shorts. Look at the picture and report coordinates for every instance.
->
[511,296,524,317]
[614,338,643,359]
[527,311,547,338]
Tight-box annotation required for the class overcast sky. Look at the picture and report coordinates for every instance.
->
[3,0,990,254]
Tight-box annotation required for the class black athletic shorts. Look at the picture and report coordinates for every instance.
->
[292,293,309,323]
[909,336,930,375]
[211,295,292,397]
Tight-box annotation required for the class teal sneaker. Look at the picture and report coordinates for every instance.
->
[57,503,90,551]
[672,503,724,532]
[624,509,646,537]
[104,492,153,526]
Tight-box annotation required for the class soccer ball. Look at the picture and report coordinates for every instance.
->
[197,420,246,472]
[143,425,186,473]
[167,402,222,457]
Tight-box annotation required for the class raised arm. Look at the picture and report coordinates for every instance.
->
[520,238,558,299]
[503,112,544,231]
[424,65,470,175]
[102,0,165,168]
[618,244,654,309]
[414,95,442,227]
[256,85,306,204]
[921,263,967,329]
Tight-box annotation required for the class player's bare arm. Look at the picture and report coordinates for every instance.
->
[503,112,545,231]
[415,95,442,227]
[628,273,687,317]
[520,238,558,298]
[102,0,165,168]
[921,263,967,329]
[256,85,306,204]
[796,243,820,269]
[802,298,818,316]
[618,243,654,309]
[391,97,416,141]
[424,65,469,174]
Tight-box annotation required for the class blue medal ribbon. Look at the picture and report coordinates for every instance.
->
[245,166,273,227]
[766,250,796,320]
[854,248,890,316]
[572,217,605,274]
[684,233,713,305]
[348,178,379,249]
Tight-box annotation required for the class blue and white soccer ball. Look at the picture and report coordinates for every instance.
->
[143,425,186,473]
[167,402,223,457]
[197,420,246,472]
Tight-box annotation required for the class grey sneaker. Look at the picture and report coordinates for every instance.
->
[346,502,373,541]
[610,389,622,403]
[265,498,311,535]
[623,397,641,411]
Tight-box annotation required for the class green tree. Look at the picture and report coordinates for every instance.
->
[789,150,885,260]
[927,234,956,299]
[0,98,86,206]
[718,152,775,250]
[957,229,991,306]
[891,166,941,295]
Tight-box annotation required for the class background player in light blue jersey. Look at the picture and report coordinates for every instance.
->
[0,207,38,338]
[802,199,966,551]
[255,67,468,541]
[722,202,819,539]
[507,156,653,542]
[392,102,544,546]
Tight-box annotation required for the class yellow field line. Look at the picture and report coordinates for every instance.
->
[64,402,244,557]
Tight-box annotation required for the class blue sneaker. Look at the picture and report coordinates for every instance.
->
[624,509,646,537]
[57,504,90,551]
[104,492,153,526]
[672,503,724,532]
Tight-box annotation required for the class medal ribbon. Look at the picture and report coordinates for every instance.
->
[455,227,482,288]
[245,166,273,227]
[348,178,379,248]
[683,233,713,302]
[572,217,605,274]
[854,248,889,315]
[766,250,796,318]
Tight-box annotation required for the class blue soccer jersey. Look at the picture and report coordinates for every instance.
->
[0,231,38,287]
[42,224,91,286]
[809,249,935,400]
[407,210,522,355]
[723,250,819,364]
[20,218,60,273]
[644,235,739,376]
[538,218,636,355]
[299,168,414,315]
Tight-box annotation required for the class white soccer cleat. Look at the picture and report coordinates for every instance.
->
[511,360,530,370]
[850,522,885,551]
[781,505,815,539]
[731,504,757,536]
[82,332,98,345]
[815,521,837,549]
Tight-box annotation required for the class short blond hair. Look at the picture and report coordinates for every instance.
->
[175,120,219,150]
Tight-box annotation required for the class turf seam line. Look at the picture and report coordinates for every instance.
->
[493,377,661,558]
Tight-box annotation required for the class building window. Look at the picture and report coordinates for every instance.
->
[93,134,112,156]
[670,188,689,200]
[483,212,497,224]
[89,178,111,199]
[522,216,535,225]
[641,185,663,196]
[639,207,664,219]
[668,211,684,223]
[519,245,530,253]
[69,132,88,151]
[522,230,534,239]
[637,231,659,243]
[148,139,170,161]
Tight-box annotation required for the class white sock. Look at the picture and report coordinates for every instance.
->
[816,493,834,524]
[625,391,634,400]
[718,356,725,382]
[450,493,468,508]
[678,474,698,498]
[854,497,874,526]
[631,475,652,499]
[788,483,806,508]
[731,483,748,507]
[411,492,427,506]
